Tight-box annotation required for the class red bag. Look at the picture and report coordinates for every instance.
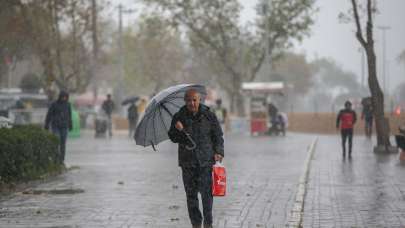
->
[212,161,226,196]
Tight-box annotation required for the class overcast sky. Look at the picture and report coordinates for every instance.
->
[114,0,405,92]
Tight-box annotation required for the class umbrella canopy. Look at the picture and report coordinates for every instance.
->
[361,96,372,106]
[121,96,139,106]
[135,84,207,148]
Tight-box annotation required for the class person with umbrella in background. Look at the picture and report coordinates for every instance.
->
[361,97,373,138]
[127,102,138,138]
[168,89,224,228]
[102,94,115,138]
[121,96,139,138]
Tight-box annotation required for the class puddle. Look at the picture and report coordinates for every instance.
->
[22,188,85,195]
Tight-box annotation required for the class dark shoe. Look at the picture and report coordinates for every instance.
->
[203,224,213,228]
[192,225,202,228]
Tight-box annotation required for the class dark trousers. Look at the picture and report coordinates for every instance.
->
[106,115,113,137]
[365,117,373,137]
[128,119,137,138]
[341,128,353,155]
[181,166,213,226]
[52,127,68,163]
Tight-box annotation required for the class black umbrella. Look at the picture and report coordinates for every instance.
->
[121,96,139,106]
[361,97,372,106]
[134,84,206,150]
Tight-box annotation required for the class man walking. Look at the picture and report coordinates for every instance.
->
[102,94,115,138]
[336,100,357,158]
[45,91,72,163]
[168,89,224,228]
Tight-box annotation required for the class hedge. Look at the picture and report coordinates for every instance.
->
[0,125,63,184]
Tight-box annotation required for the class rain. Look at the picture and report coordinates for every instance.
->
[0,0,405,227]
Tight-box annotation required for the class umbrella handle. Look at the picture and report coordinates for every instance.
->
[183,132,197,150]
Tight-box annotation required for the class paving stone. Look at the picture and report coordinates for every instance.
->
[0,132,313,228]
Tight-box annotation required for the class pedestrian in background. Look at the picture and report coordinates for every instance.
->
[102,94,115,138]
[45,91,72,163]
[213,99,227,132]
[336,100,357,158]
[361,97,373,138]
[127,102,138,138]
[168,89,224,228]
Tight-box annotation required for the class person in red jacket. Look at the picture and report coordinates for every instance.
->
[336,101,357,157]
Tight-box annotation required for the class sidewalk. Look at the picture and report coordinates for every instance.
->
[0,131,315,228]
[303,135,405,227]
[2,131,402,227]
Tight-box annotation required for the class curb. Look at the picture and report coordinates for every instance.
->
[287,137,318,227]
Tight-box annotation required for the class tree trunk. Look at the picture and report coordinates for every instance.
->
[366,46,391,147]
[229,91,236,114]
[351,0,392,150]
[235,91,246,117]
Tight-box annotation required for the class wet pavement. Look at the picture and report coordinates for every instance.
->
[1,132,404,228]
[0,131,314,228]
[303,135,405,228]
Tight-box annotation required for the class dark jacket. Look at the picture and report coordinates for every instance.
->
[127,104,138,121]
[45,91,72,130]
[102,99,115,116]
[168,104,224,167]
[336,108,357,130]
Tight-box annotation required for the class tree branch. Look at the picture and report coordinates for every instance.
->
[248,50,265,82]
[351,0,367,48]
[366,0,374,46]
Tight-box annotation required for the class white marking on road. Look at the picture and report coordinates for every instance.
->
[287,137,318,228]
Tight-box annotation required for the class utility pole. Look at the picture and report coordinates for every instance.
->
[117,4,135,105]
[378,25,391,94]
[261,0,272,80]
[91,0,99,103]
[91,0,99,59]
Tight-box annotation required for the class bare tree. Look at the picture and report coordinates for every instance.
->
[350,0,392,151]
[143,0,315,116]
[106,15,187,95]
[11,0,100,97]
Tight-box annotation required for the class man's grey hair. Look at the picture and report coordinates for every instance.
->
[184,89,201,100]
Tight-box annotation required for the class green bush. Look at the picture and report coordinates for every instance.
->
[0,125,62,184]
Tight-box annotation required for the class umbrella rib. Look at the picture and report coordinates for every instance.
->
[164,100,183,109]
[143,113,153,146]
[163,85,206,102]
[158,106,169,132]
[161,103,174,116]
[165,95,186,102]
[152,107,158,145]
[142,117,148,146]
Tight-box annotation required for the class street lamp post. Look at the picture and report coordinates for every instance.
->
[117,4,135,105]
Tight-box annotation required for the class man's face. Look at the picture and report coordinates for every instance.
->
[61,95,68,101]
[185,91,200,114]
